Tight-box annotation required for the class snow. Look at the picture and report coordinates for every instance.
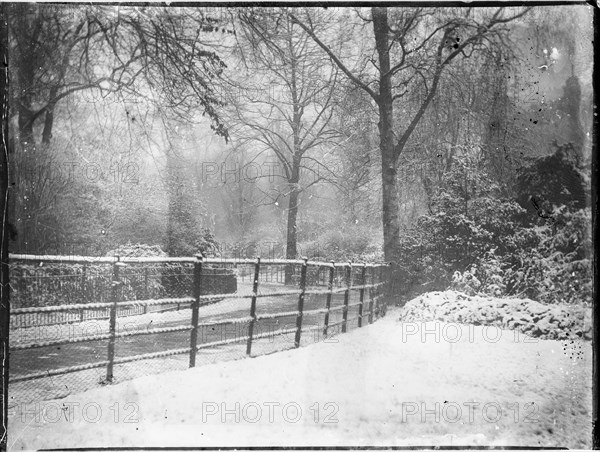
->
[8,300,592,450]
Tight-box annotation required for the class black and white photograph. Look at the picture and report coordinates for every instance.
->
[0,2,595,449]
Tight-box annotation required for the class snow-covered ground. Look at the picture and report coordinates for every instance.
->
[7,301,592,450]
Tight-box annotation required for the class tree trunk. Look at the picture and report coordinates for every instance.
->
[284,184,299,285]
[373,7,401,265]
[373,7,402,303]
[17,105,35,148]
[380,146,402,301]
[380,145,400,264]
[42,89,58,144]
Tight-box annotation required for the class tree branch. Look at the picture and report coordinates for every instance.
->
[288,12,379,103]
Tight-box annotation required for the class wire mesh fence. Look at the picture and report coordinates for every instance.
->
[8,254,390,406]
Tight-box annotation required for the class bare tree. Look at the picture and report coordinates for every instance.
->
[8,5,233,252]
[8,4,231,149]
[290,6,531,265]
[229,9,342,282]
[214,144,264,242]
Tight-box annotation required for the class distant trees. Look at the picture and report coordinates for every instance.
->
[212,145,265,243]
[8,4,232,254]
[333,84,381,227]
[163,124,209,256]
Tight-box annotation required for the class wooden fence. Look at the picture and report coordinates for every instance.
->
[8,254,390,385]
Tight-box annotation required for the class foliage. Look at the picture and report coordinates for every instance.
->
[502,206,592,304]
[10,260,119,308]
[167,223,218,257]
[194,229,220,256]
[301,226,383,263]
[398,142,591,306]
[104,243,168,302]
[449,206,592,305]
[515,142,587,219]
[105,243,167,258]
[451,249,504,297]
[396,151,526,295]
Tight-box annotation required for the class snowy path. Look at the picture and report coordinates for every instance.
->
[7,306,592,450]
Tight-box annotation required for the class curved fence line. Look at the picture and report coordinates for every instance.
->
[10,253,389,267]
[9,255,391,396]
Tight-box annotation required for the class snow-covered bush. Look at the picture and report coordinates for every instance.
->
[105,243,167,258]
[504,207,592,305]
[451,249,505,297]
[301,227,383,263]
[451,267,481,296]
[104,243,169,300]
[446,207,591,305]
[398,143,591,306]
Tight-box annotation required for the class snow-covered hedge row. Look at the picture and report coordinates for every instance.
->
[399,291,592,341]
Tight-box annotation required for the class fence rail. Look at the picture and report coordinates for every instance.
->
[8,253,390,399]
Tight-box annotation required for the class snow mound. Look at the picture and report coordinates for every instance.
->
[399,291,592,340]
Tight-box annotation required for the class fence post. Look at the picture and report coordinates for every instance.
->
[379,265,385,321]
[323,262,335,337]
[367,266,374,319]
[384,264,390,316]
[369,266,384,323]
[106,256,123,382]
[143,267,149,314]
[342,263,351,333]
[81,264,87,301]
[177,265,183,311]
[358,264,367,328]
[371,265,382,324]
[246,258,261,356]
[189,254,203,368]
[294,258,308,348]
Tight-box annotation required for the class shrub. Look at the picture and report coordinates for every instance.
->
[450,207,592,305]
[105,242,167,258]
[302,227,383,262]
[399,143,591,307]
